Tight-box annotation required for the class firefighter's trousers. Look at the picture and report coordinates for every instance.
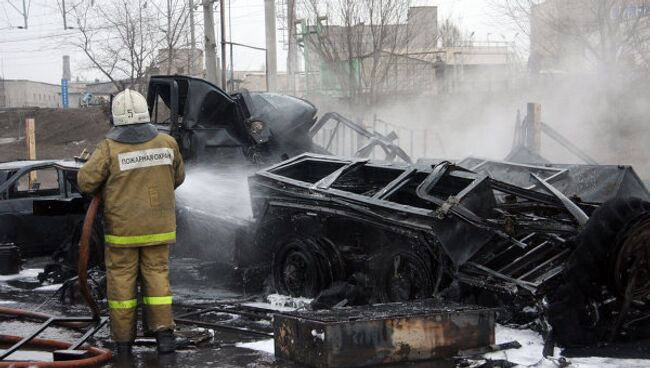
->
[105,244,174,343]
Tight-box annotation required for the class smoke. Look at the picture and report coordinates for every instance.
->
[308,67,650,183]
[176,165,255,220]
[172,165,258,263]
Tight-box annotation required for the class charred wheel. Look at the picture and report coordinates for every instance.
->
[372,247,434,303]
[272,237,341,298]
[610,215,650,300]
[548,197,650,346]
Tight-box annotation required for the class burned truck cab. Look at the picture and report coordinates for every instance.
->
[146,75,317,165]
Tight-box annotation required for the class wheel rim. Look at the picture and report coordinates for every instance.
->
[383,252,432,302]
[273,238,324,297]
[282,249,316,296]
[612,217,650,299]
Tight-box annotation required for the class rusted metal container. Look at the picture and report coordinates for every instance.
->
[273,300,495,367]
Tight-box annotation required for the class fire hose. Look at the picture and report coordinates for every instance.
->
[0,335,111,367]
[78,193,102,319]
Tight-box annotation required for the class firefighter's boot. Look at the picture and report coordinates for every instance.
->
[155,330,176,354]
[115,342,133,356]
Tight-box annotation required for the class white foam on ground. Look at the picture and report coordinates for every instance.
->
[33,284,63,291]
[569,357,650,368]
[236,338,274,354]
[485,324,650,367]
[484,324,560,365]
[242,294,313,312]
[0,268,42,281]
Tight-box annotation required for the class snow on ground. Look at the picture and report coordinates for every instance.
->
[236,339,274,354]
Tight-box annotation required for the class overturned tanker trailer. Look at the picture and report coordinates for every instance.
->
[243,153,650,346]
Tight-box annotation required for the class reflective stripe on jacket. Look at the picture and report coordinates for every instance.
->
[78,131,185,247]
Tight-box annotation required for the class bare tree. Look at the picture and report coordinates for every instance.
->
[148,0,191,74]
[492,0,650,74]
[70,0,192,92]
[70,0,161,92]
[437,18,463,47]
[299,0,432,105]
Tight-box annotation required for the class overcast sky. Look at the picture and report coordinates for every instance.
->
[0,0,518,85]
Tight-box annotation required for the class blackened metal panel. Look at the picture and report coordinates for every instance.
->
[549,165,650,202]
[273,300,495,368]
[242,91,317,136]
[459,157,650,203]
[431,218,495,267]
[274,316,327,368]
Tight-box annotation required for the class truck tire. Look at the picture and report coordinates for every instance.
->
[272,237,340,298]
[371,246,434,303]
[548,197,650,346]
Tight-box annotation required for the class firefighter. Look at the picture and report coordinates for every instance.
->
[78,89,185,355]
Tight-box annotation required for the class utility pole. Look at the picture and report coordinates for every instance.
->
[264,0,277,91]
[21,0,27,29]
[189,0,196,75]
[203,0,219,85]
[7,0,29,28]
[62,0,67,29]
[167,0,173,74]
[220,0,227,90]
[287,0,297,95]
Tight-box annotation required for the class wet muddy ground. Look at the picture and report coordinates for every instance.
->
[1,257,650,367]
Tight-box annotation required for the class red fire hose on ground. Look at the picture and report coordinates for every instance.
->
[0,194,112,367]
[0,335,111,368]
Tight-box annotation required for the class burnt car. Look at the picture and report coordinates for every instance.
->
[245,153,650,346]
[0,160,103,268]
[147,75,319,165]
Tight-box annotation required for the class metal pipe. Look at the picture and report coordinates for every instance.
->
[0,307,88,329]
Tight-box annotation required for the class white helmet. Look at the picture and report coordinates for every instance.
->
[111,89,150,126]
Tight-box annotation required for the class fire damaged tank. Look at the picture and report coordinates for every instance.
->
[245,153,650,346]
[146,75,318,165]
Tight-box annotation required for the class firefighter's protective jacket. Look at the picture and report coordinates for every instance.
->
[78,126,185,247]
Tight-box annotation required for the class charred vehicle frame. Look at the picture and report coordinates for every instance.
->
[245,153,650,346]
[0,160,104,278]
[147,75,318,164]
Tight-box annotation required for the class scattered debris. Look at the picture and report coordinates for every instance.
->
[457,341,522,358]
